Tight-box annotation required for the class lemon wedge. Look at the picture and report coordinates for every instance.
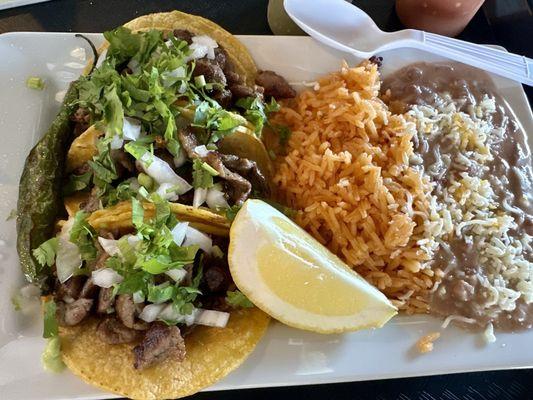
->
[228,200,397,334]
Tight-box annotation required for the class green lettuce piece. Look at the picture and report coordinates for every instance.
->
[41,337,65,373]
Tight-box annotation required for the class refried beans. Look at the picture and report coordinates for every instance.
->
[382,62,533,331]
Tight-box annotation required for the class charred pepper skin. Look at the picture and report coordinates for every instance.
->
[16,81,80,292]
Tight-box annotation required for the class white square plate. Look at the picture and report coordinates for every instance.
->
[0,33,531,400]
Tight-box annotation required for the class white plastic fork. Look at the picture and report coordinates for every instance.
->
[284,0,533,86]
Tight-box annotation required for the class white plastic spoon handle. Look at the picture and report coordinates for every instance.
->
[423,33,533,86]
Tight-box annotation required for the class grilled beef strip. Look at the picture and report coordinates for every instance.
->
[71,107,91,136]
[255,70,296,99]
[81,187,101,213]
[79,277,98,299]
[133,322,186,370]
[97,287,115,314]
[172,29,193,44]
[57,298,94,326]
[56,275,84,301]
[115,294,136,329]
[97,317,142,344]
[178,128,258,205]
[219,153,269,195]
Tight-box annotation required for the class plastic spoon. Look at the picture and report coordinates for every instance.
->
[284,0,533,86]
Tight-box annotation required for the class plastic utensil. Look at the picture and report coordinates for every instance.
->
[284,0,533,86]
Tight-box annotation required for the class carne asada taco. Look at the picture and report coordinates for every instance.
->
[16,10,297,399]
[43,196,269,399]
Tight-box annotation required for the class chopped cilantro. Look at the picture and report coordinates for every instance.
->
[225,205,242,221]
[63,171,93,195]
[273,124,292,145]
[26,76,45,90]
[33,238,59,267]
[192,159,218,189]
[226,290,254,308]
[69,211,97,261]
[147,281,175,303]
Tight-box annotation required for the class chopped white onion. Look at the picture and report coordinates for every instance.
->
[140,152,192,194]
[193,145,209,157]
[97,237,121,257]
[165,268,187,283]
[92,268,123,288]
[195,309,230,328]
[133,290,145,304]
[127,234,142,248]
[109,134,124,150]
[123,117,141,141]
[211,245,224,259]
[185,43,209,61]
[158,304,198,326]
[193,187,208,208]
[139,303,166,323]
[171,222,189,246]
[191,35,218,59]
[206,184,229,210]
[156,182,180,201]
[178,81,188,94]
[173,148,188,168]
[127,58,141,74]
[183,226,212,254]
[13,284,42,316]
[56,238,82,283]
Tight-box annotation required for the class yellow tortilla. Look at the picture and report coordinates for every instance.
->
[60,308,270,400]
[66,125,103,172]
[64,192,90,217]
[88,200,231,236]
[85,11,257,86]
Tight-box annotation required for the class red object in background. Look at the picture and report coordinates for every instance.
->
[396,0,485,37]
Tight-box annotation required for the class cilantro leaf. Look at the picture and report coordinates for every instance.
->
[192,159,218,189]
[89,140,118,187]
[43,299,58,338]
[69,211,97,261]
[236,96,280,136]
[226,290,254,308]
[103,85,124,137]
[63,171,93,195]
[140,254,174,274]
[131,197,145,229]
[147,282,175,303]
[225,205,242,221]
[124,140,149,160]
[272,124,292,146]
[33,238,59,267]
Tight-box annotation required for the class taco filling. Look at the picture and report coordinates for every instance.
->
[64,26,294,215]
[38,196,251,370]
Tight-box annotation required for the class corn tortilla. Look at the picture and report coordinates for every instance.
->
[61,308,269,400]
